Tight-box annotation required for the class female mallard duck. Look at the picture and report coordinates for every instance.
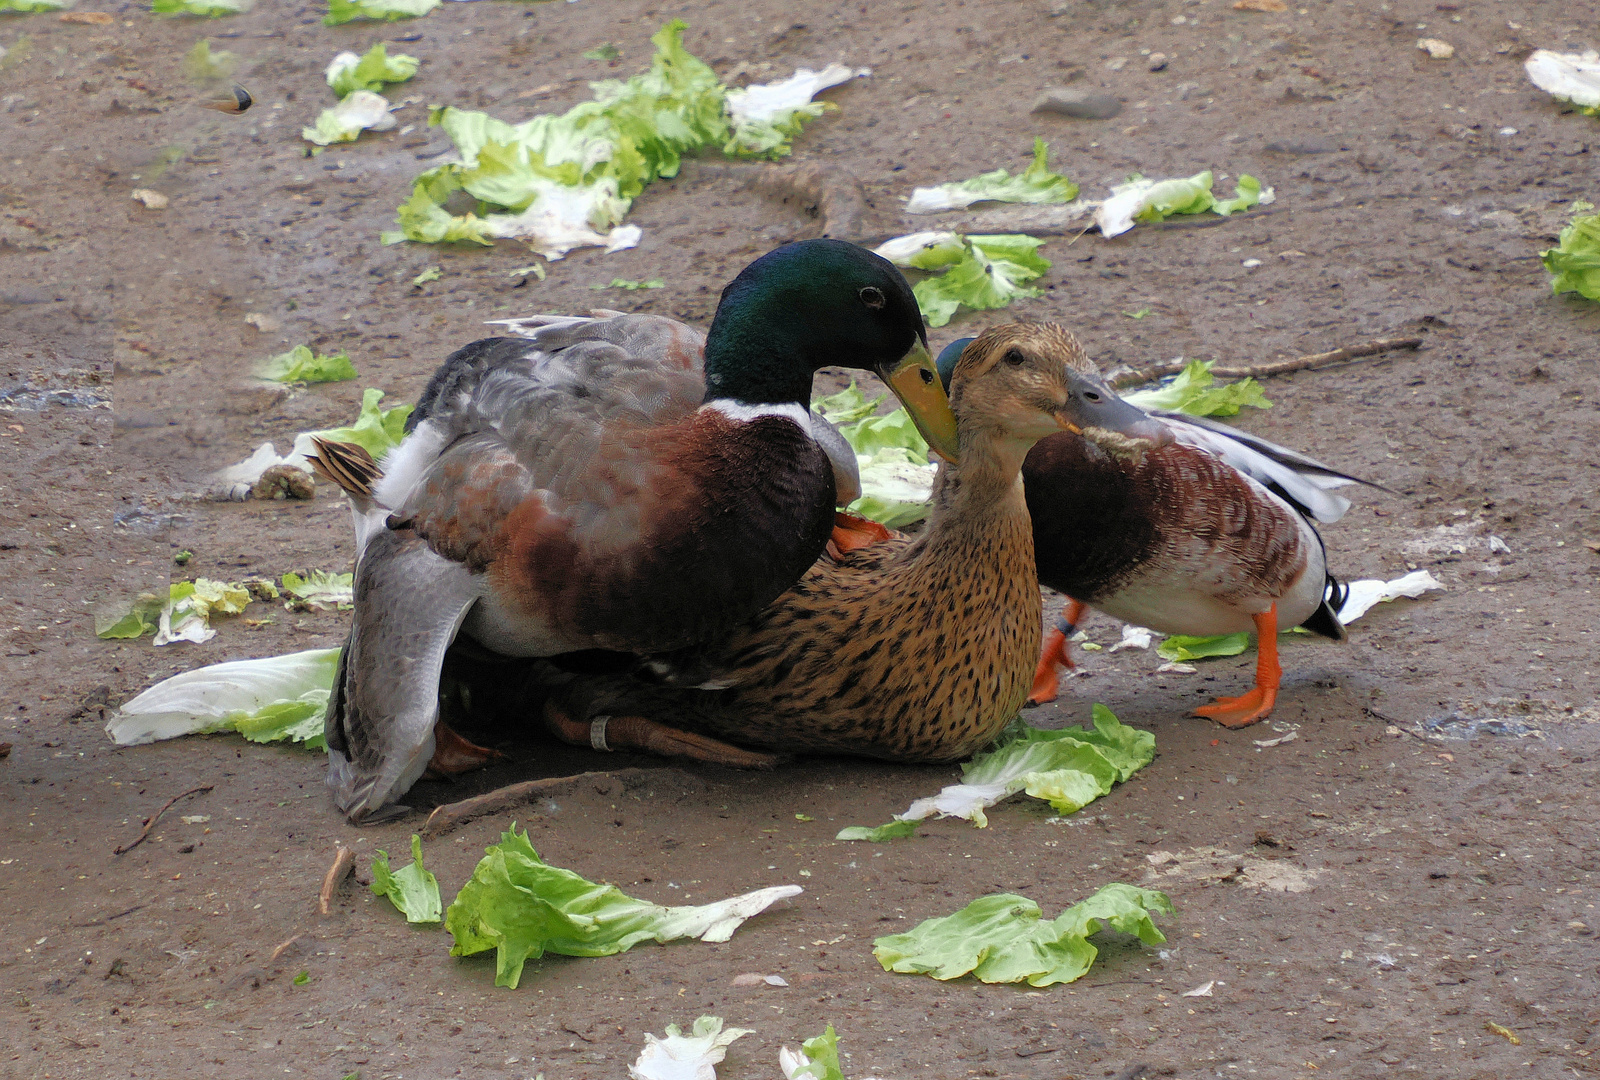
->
[935,336,1375,728]
[533,322,1171,763]
[309,239,959,822]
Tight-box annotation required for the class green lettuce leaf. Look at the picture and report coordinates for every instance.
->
[1124,359,1271,417]
[105,647,339,750]
[592,278,664,290]
[323,0,438,25]
[372,835,443,924]
[898,705,1155,827]
[872,883,1173,986]
[98,579,253,646]
[835,820,920,842]
[723,64,858,160]
[327,43,419,97]
[1156,632,1251,661]
[906,138,1080,213]
[301,387,413,460]
[153,0,251,14]
[877,232,1050,328]
[444,826,801,988]
[280,570,354,611]
[632,1016,751,1079]
[0,0,69,10]
[812,382,880,428]
[1212,174,1266,216]
[779,1024,846,1080]
[256,345,357,384]
[384,166,498,247]
[1541,212,1600,301]
[812,383,937,526]
[1095,170,1273,237]
[96,593,165,639]
[302,90,396,146]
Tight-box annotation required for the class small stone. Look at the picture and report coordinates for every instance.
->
[1106,56,1128,71]
[1417,38,1454,59]
[243,312,278,333]
[1233,0,1287,9]
[1031,87,1123,119]
[1241,258,1263,268]
[1148,52,1169,71]
[130,189,168,210]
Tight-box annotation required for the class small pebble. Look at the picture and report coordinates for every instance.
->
[1416,37,1454,59]
[130,189,168,210]
[1106,57,1128,71]
[1031,87,1123,119]
[1241,258,1263,268]
[1148,52,1169,71]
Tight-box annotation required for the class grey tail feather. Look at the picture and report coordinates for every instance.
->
[1298,571,1348,641]
[307,437,381,498]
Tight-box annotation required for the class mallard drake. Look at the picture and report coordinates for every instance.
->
[534,322,1171,764]
[936,336,1374,728]
[309,240,960,822]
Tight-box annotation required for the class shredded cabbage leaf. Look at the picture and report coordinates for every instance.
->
[1524,49,1600,115]
[1157,632,1251,662]
[1124,359,1271,417]
[1541,212,1600,301]
[1095,170,1272,237]
[0,0,71,10]
[281,570,354,611]
[303,90,396,145]
[873,883,1174,986]
[105,647,338,750]
[323,0,438,25]
[301,387,413,461]
[327,43,419,97]
[629,1016,751,1080]
[256,345,357,383]
[779,1024,846,1080]
[724,64,861,159]
[875,232,1050,328]
[372,835,443,924]
[153,0,251,14]
[905,138,1080,214]
[445,826,802,988]
[835,820,920,843]
[812,383,936,527]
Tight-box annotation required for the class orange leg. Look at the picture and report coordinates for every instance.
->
[543,700,778,770]
[1028,598,1090,705]
[1193,604,1281,728]
[826,510,896,561]
[424,721,508,778]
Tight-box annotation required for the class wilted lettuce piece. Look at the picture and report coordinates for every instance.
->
[303,90,396,145]
[372,835,443,924]
[281,570,354,611]
[1212,174,1267,216]
[873,883,1173,986]
[256,345,357,384]
[231,696,327,749]
[911,234,1051,328]
[327,43,419,97]
[724,65,860,159]
[1524,49,1600,116]
[1095,170,1273,237]
[779,1024,846,1080]
[154,0,252,14]
[1156,632,1250,662]
[812,382,879,428]
[812,384,937,526]
[324,0,438,25]
[106,647,339,748]
[1541,212,1600,301]
[630,1016,751,1080]
[445,826,802,988]
[1124,359,1270,417]
[385,166,498,247]
[300,387,413,460]
[906,138,1080,214]
[0,0,70,10]
[874,230,967,271]
[97,593,165,639]
[835,819,920,842]
[898,705,1155,826]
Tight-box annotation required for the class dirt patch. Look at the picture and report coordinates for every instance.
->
[3,1,1600,1078]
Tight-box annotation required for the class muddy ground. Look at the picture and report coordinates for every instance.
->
[3,0,1600,1077]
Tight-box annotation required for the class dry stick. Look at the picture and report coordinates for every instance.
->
[113,784,214,855]
[1108,335,1423,391]
[318,846,355,915]
[421,768,667,839]
[271,934,304,962]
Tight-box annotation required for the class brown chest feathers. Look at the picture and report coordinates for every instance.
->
[565,458,1043,764]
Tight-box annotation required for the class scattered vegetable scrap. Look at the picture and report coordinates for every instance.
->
[629,1016,750,1080]
[1540,208,1600,301]
[371,836,443,924]
[280,570,354,612]
[323,0,438,26]
[779,1024,847,1080]
[1124,358,1271,417]
[211,387,412,498]
[904,138,1079,214]
[255,344,357,383]
[97,579,252,645]
[154,0,252,14]
[303,90,396,146]
[812,382,936,527]
[873,883,1173,986]
[445,826,802,988]
[0,0,71,12]
[1524,50,1600,117]
[326,42,418,97]
[1094,170,1271,238]
[875,230,1050,327]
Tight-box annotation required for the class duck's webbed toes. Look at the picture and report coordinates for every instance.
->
[1193,686,1278,728]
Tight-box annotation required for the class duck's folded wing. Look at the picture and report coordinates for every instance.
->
[325,530,482,823]
[1149,410,1378,523]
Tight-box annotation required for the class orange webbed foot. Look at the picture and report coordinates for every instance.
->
[1193,604,1282,729]
[827,511,895,561]
[424,722,508,778]
[1026,598,1089,706]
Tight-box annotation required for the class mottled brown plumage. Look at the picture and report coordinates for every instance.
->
[546,323,1167,763]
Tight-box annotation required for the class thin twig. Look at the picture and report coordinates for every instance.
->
[1108,335,1423,390]
[113,785,213,855]
[271,933,304,962]
[421,768,682,839]
[318,846,355,915]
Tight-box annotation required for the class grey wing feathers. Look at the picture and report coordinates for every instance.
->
[324,530,482,822]
[1150,410,1378,524]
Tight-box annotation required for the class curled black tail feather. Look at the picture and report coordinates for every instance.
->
[1298,571,1348,641]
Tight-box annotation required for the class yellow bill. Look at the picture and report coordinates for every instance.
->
[882,339,960,462]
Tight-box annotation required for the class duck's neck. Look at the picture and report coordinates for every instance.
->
[702,306,814,408]
[917,432,1036,547]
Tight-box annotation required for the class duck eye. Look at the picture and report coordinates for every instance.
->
[1003,349,1026,367]
[859,285,887,309]
[1083,390,1102,402]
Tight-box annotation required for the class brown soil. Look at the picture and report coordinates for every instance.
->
[3,1,1600,1078]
